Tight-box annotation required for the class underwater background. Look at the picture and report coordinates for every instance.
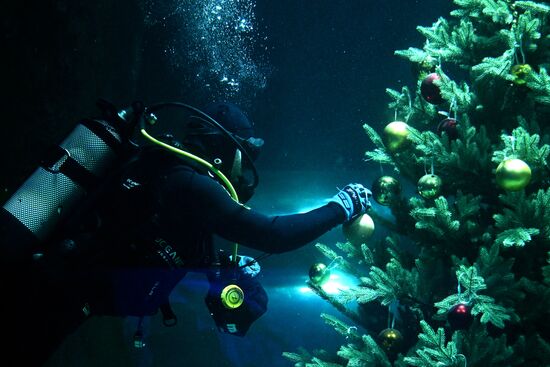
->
[2,1,453,366]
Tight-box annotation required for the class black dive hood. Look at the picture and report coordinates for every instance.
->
[139,102,261,203]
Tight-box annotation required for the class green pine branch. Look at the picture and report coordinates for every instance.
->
[424,19,479,67]
[471,48,515,84]
[305,358,343,367]
[417,17,453,53]
[337,284,380,304]
[394,47,433,65]
[517,253,550,331]
[363,122,386,150]
[456,264,487,295]
[404,321,464,367]
[315,243,362,277]
[493,188,550,246]
[495,227,540,247]
[435,266,511,328]
[362,123,396,168]
[512,10,542,53]
[282,350,343,367]
[526,67,550,105]
[514,1,550,15]
[453,191,487,241]
[484,0,515,24]
[390,234,412,266]
[454,191,482,219]
[308,280,366,328]
[516,115,545,139]
[337,335,391,367]
[453,0,514,25]
[332,241,377,268]
[518,276,550,328]
[436,68,477,110]
[544,252,550,286]
[341,258,418,307]
[283,347,339,367]
[477,243,525,311]
[336,241,364,264]
[406,116,493,194]
[456,321,524,366]
[410,196,461,239]
[362,121,426,181]
[492,126,550,171]
[321,314,362,344]
[283,347,314,367]
[475,295,512,327]
[361,244,375,266]
[527,188,550,241]
[527,334,550,366]
[386,86,412,114]
[385,86,438,126]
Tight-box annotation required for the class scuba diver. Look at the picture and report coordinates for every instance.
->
[0,101,371,366]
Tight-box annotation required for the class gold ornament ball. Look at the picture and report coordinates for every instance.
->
[309,263,330,285]
[495,158,531,191]
[511,64,532,86]
[371,176,401,206]
[378,328,403,352]
[417,174,443,199]
[383,121,410,152]
[343,213,375,245]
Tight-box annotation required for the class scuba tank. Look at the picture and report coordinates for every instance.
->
[0,100,141,266]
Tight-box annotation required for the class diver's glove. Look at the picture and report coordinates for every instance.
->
[330,183,372,222]
[237,255,261,278]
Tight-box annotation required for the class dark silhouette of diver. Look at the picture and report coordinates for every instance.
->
[0,101,371,366]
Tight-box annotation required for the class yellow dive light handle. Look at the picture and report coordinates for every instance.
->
[140,128,240,261]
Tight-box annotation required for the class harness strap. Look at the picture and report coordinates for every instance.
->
[42,145,99,191]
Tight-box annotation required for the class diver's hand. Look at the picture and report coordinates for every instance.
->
[330,183,372,222]
[238,256,261,278]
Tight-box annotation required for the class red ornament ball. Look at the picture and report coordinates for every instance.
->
[447,303,473,330]
[437,118,459,140]
[421,73,444,105]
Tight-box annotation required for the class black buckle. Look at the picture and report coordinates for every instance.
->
[41,145,99,191]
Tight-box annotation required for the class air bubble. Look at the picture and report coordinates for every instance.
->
[145,0,269,100]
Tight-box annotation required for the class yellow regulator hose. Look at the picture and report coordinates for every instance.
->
[140,128,240,262]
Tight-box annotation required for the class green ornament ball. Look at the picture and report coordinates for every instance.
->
[417,174,442,199]
[383,121,410,152]
[495,158,531,191]
[309,263,330,285]
[343,213,375,245]
[511,64,532,86]
[371,176,401,206]
[378,328,403,352]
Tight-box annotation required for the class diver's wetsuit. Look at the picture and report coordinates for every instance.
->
[5,148,346,366]
[86,147,346,316]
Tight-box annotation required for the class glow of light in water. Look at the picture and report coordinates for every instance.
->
[297,272,354,296]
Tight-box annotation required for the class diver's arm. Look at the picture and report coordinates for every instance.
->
[185,171,346,253]
[217,202,345,253]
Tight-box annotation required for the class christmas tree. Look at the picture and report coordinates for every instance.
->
[284,1,550,366]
